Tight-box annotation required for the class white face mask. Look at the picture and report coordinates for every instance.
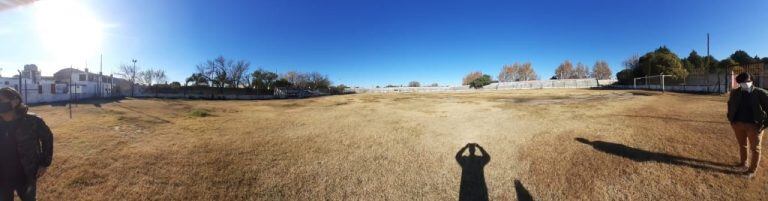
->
[740,82,753,92]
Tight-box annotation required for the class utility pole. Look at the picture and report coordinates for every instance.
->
[69,65,73,119]
[131,59,137,97]
[16,70,21,99]
[99,54,103,98]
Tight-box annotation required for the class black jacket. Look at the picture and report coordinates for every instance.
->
[11,114,54,184]
[727,87,768,128]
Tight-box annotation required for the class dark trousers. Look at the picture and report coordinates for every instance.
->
[0,182,36,201]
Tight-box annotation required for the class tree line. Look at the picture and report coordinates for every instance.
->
[461,60,612,89]
[117,56,346,97]
[616,46,768,84]
[553,60,612,80]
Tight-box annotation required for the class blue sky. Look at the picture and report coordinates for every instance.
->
[1,0,767,87]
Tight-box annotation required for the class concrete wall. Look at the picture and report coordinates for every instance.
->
[0,77,115,104]
[134,93,275,100]
[359,79,617,93]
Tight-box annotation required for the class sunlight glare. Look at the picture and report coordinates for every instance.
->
[34,0,104,63]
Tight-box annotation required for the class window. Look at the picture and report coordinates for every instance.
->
[79,74,86,81]
[38,85,43,94]
[51,84,56,94]
[3,81,8,85]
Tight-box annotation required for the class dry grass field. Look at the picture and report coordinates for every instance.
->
[27,89,767,200]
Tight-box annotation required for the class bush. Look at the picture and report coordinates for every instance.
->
[469,74,492,89]
[188,109,211,117]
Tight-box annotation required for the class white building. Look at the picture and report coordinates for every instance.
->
[0,66,118,104]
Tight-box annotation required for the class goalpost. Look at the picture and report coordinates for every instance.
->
[633,74,673,92]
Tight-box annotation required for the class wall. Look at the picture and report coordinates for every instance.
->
[0,77,115,104]
[359,79,617,93]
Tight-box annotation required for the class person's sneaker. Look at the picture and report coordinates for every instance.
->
[741,172,756,179]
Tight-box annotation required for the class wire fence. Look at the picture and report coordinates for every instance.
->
[618,62,766,93]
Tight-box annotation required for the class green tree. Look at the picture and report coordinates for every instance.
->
[169,81,182,88]
[718,58,738,71]
[703,55,720,73]
[685,50,703,69]
[185,73,208,86]
[273,78,292,88]
[251,68,279,92]
[469,74,492,89]
[616,69,633,84]
[637,46,688,79]
[730,50,755,65]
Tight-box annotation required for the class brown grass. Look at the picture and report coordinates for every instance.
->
[28,89,766,200]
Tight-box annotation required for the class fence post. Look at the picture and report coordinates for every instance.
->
[661,74,665,93]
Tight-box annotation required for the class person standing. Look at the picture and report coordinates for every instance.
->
[0,87,54,201]
[728,72,768,178]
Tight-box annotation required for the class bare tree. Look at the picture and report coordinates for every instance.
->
[498,63,520,82]
[555,60,574,79]
[306,72,330,90]
[153,69,166,97]
[283,71,300,86]
[197,56,242,96]
[154,69,167,84]
[574,62,589,79]
[229,60,250,88]
[592,60,613,80]
[408,81,421,87]
[623,54,640,70]
[499,62,537,82]
[138,68,155,96]
[117,63,139,96]
[212,56,231,89]
[518,62,537,81]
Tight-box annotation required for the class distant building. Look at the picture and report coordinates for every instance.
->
[20,64,42,83]
[0,65,133,104]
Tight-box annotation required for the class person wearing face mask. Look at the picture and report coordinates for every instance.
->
[0,87,54,201]
[727,72,768,178]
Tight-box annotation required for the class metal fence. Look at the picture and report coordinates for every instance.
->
[621,62,766,93]
[728,62,767,92]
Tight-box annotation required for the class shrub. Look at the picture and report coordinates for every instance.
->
[469,74,492,89]
[188,109,211,117]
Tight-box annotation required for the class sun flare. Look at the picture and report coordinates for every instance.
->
[33,0,104,63]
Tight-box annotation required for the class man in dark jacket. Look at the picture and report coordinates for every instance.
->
[727,72,768,178]
[0,88,54,201]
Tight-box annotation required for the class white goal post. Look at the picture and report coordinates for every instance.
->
[633,74,673,92]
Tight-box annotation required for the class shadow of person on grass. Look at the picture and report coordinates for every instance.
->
[456,143,490,201]
[575,138,739,174]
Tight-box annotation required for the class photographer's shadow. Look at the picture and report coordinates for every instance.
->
[456,143,491,201]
